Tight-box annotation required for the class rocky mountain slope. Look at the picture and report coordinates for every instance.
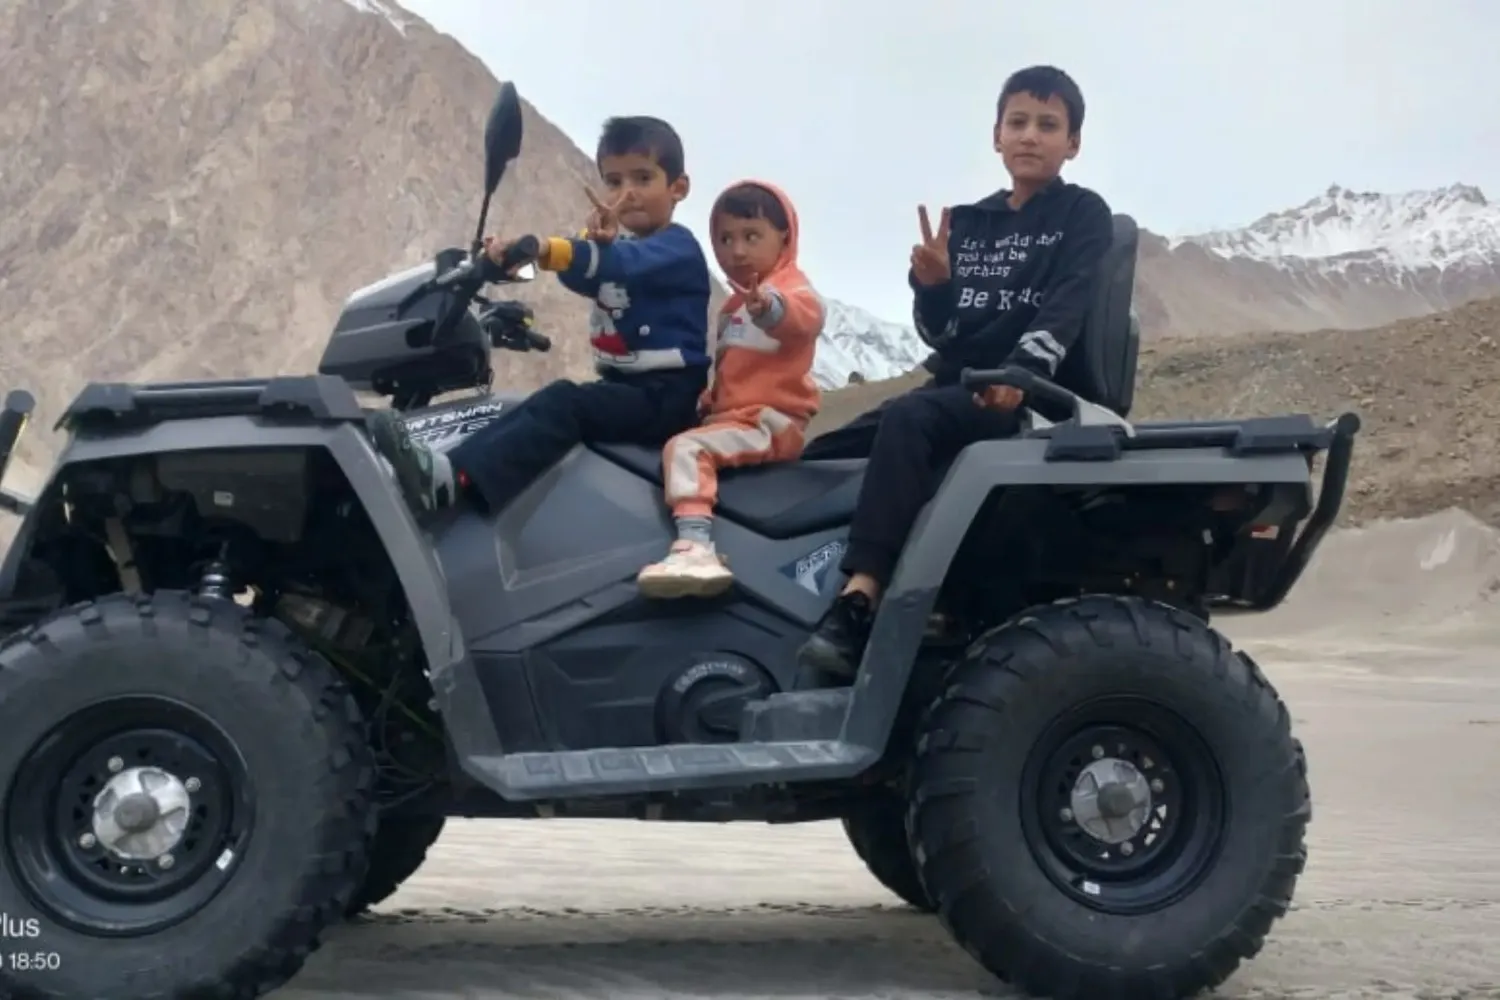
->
[0,0,612,467]
[0,0,930,444]
[1133,299,1500,527]
[813,299,928,387]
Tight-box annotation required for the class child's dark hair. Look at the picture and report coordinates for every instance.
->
[712,183,789,232]
[596,116,685,180]
[997,65,1086,135]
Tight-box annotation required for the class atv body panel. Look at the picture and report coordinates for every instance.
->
[400,403,1345,800]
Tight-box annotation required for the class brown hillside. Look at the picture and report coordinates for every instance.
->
[812,297,1500,527]
[0,0,618,467]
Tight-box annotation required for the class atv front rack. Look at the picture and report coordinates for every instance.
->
[58,376,367,433]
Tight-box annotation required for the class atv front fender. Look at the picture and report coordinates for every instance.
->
[0,415,502,760]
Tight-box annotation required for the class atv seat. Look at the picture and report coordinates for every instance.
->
[592,216,1141,535]
[1056,213,1141,418]
[591,443,866,539]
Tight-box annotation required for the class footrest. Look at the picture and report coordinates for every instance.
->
[469,737,873,799]
[740,689,852,742]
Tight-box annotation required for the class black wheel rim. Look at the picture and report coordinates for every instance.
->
[1019,695,1225,915]
[5,696,256,936]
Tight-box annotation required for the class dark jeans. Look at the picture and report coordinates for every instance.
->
[449,368,704,512]
[802,380,1021,586]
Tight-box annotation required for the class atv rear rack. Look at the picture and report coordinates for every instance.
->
[1250,410,1360,608]
[58,376,367,433]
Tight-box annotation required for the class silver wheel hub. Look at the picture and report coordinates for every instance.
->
[91,766,191,860]
[1069,757,1152,844]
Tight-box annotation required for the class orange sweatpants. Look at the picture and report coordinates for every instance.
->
[662,405,807,519]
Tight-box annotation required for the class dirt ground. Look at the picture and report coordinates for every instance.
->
[260,509,1500,1000]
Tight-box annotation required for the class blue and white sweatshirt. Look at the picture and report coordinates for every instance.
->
[539,222,713,378]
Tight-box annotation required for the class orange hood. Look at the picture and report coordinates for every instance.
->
[712,178,804,299]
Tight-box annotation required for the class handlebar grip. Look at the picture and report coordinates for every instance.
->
[960,365,1076,411]
[502,234,541,271]
[525,330,552,352]
[480,234,542,282]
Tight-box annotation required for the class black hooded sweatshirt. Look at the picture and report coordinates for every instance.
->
[911,178,1113,389]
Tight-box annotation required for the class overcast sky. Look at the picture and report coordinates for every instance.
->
[398,0,1500,323]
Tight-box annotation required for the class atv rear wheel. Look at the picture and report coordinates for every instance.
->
[346,815,447,916]
[842,792,934,911]
[908,596,1309,1000]
[0,592,376,1000]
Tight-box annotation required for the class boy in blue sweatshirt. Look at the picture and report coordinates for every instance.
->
[368,116,712,516]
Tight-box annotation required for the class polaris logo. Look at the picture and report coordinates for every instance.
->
[782,539,847,595]
[403,402,507,449]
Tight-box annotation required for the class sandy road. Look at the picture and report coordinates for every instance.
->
[272,512,1500,1000]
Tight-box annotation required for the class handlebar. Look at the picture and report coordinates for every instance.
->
[960,365,1078,416]
[432,234,543,290]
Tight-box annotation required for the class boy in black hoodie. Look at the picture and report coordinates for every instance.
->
[797,65,1114,681]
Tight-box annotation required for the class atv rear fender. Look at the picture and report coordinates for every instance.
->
[840,410,1360,751]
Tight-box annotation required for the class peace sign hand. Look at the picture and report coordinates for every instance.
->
[731,276,771,318]
[584,185,625,243]
[911,204,952,286]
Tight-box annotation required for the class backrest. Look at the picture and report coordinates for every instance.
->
[1054,213,1140,417]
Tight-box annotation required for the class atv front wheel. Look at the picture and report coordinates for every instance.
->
[0,592,376,1000]
[346,814,447,916]
[908,596,1309,1000]
[842,792,934,911]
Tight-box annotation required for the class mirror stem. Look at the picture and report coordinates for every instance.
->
[470,188,495,259]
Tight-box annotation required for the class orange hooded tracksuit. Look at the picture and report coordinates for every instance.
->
[662,180,824,519]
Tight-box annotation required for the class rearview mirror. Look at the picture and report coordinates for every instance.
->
[483,81,524,196]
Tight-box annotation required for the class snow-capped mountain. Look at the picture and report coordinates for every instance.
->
[1175,184,1500,273]
[1140,184,1500,338]
[813,299,926,388]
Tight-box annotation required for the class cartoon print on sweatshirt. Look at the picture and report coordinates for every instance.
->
[545,222,714,377]
[588,281,635,361]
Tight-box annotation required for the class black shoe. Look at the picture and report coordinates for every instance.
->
[365,409,452,515]
[795,591,875,686]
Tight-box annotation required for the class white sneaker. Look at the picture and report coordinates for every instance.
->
[637,541,734,599]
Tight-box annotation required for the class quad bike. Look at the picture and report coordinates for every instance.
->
[0,81,1358,1000]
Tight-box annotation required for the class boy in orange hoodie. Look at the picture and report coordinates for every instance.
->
[636,180,824,598]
